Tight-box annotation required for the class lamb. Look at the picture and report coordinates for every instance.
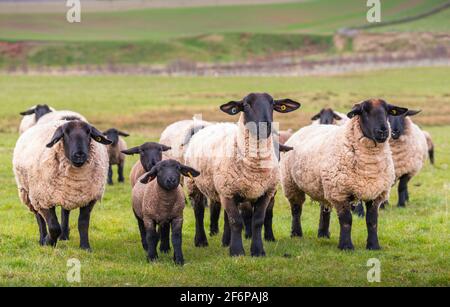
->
[122,142,172,187]
[422,130,435,165]
[184,93,301,256]
[388,110,429,207]
[103,128,130,185]
[19,104,54,134]
[280,99,408,250]
[13,120,112,250]
[311,108,349,126]
[132,159,200,265]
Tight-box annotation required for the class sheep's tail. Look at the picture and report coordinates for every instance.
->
[428,146,435,165]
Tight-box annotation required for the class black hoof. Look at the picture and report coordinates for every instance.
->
[338,242,354,251]
[318,230,330,239]
[44,235,57,247]
[174,257,185,266]
[397,203,406,208]
[160,245,171,254]
[291,230,303,238]
[251,249,266,257]
[80,245,92,252]
[245,233,252,239]
[366,243,381,250]
[264,234,276,242]
[230,248,245,257]
[195,237,208,247]
[59,233,70,241]
[209,228,219,237]
[147,255,158,263]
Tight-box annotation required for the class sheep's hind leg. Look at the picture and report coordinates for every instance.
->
[264,197,276,242]
[397,174,411,207]
[159,223,171,253]
[318,203,331,239]
[222,211,231,247]
[222,197,244,257]
[40,207,61,247]
[337,204,354,250]
[240,203,253,239]
[118,163,125,183]
[251,193,271,257]
[107,165,113,185]
[209,201,221,236]
[59,208,70,241]
[351,200,365,218]
[134,211,148,251]
[35,213,48,246]
[189,188,208,247]
[288,192,305,238]
[365,201,381,250]
[78,201,95,251]
[171,218,184,266]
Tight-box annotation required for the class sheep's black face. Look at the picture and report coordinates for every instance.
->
[220,93,301,140]
[103,128,129,147]
[348,99,408,143]
[121,142,171,172]
[20,104,53,121]
[388,110,421,140]
[46,121,112,168]
[311,108,342,125]
[140,159,200,191]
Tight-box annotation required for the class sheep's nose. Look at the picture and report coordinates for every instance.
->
[166,177,177,186]
[72,152,87,163]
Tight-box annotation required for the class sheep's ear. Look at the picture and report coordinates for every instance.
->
[118,130,130,137]
[387,105,408,117]
[333,112,343,120]
[46,126,64,148]
[180,165,200,178]
[406,109,421,117]
[159,144,171,152]
[140,167,157,184]
[279,144,294,153]
[220,101,243,115]
[90,126,113,145]
[347,104,362,118]
[311,112,321,120]
[274,99,301,113]
[121,146,140,155]
[20,108,36,116]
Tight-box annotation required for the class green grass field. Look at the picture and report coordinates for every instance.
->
[0,67,449,286]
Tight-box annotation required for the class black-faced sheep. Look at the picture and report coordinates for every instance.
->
[281,99,408,250]
[184,93,300,257]
[19,104,54,134]
[132,159,200,265]
[103,128,130,185]
[13,120,112,250]
[311,108,349,126]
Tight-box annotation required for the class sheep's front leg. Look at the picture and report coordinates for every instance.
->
[222,211,231,247]
[365,201,381,250]
[59,208,71,240]
[337,204,354,250]
[190,189,208,247]
[264,196,276,242]
[397,174,410,207]
[145,219,159,262]
[251,193,270,257]
[78,201,95,251]
[159,223,171,253]
[35,212,48,246]
[318,203,331,238]
[171,218,184,266]
[133,211,148,251]
[221,197,244,257]
[209,201,221,236]
[118,162,125,183]
[39,207,61,247]
[107,165,113,185]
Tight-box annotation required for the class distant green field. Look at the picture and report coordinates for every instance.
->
[0,67,449,286]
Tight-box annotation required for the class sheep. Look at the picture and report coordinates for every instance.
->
[278,129,294,145]
[19,104,54,134]
[388,110,429,207]
[103,128,130,185]
[132,159,200,265]
[122,142,172,187]
[422,130,435,165]
[184,93,301,256]
[37,110,88,125]
[13,120,112,250]
[280,99,408,250]
[311,108,349,126]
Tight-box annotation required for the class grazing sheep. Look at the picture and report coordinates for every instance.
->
[132,159,200,265]
[103,128,130,185]
[185,93,300,256]
[159,119,211,162]
[422,130,435,165]
[19,104,54,134]
[122,142,172,188]
[311,108,349,126]
[388,110,428,207]
[13,120,112,250]
[281,99,408,250]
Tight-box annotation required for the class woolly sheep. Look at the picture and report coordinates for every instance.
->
[13,120,112,250]
[280,99,408,250]
[184,93,300,256]
[388,110,429,207]
[37,110,88,125]
[311,108,349,126]
[132,159,200,265]
[122,142,172,187]
[103,128,130,185]
[19,104,54,134]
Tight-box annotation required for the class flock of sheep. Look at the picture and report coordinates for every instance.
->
[12,93,434,265]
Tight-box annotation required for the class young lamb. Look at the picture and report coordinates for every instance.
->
[19,104,54,134]
[311,108,349,126]
[388,110,429,207]
[103,128,130,185]
[184,93,301,256]
[13,120,112,250]
[132,159,200,265]
[122,142,172,187]
[280,99,408,250]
